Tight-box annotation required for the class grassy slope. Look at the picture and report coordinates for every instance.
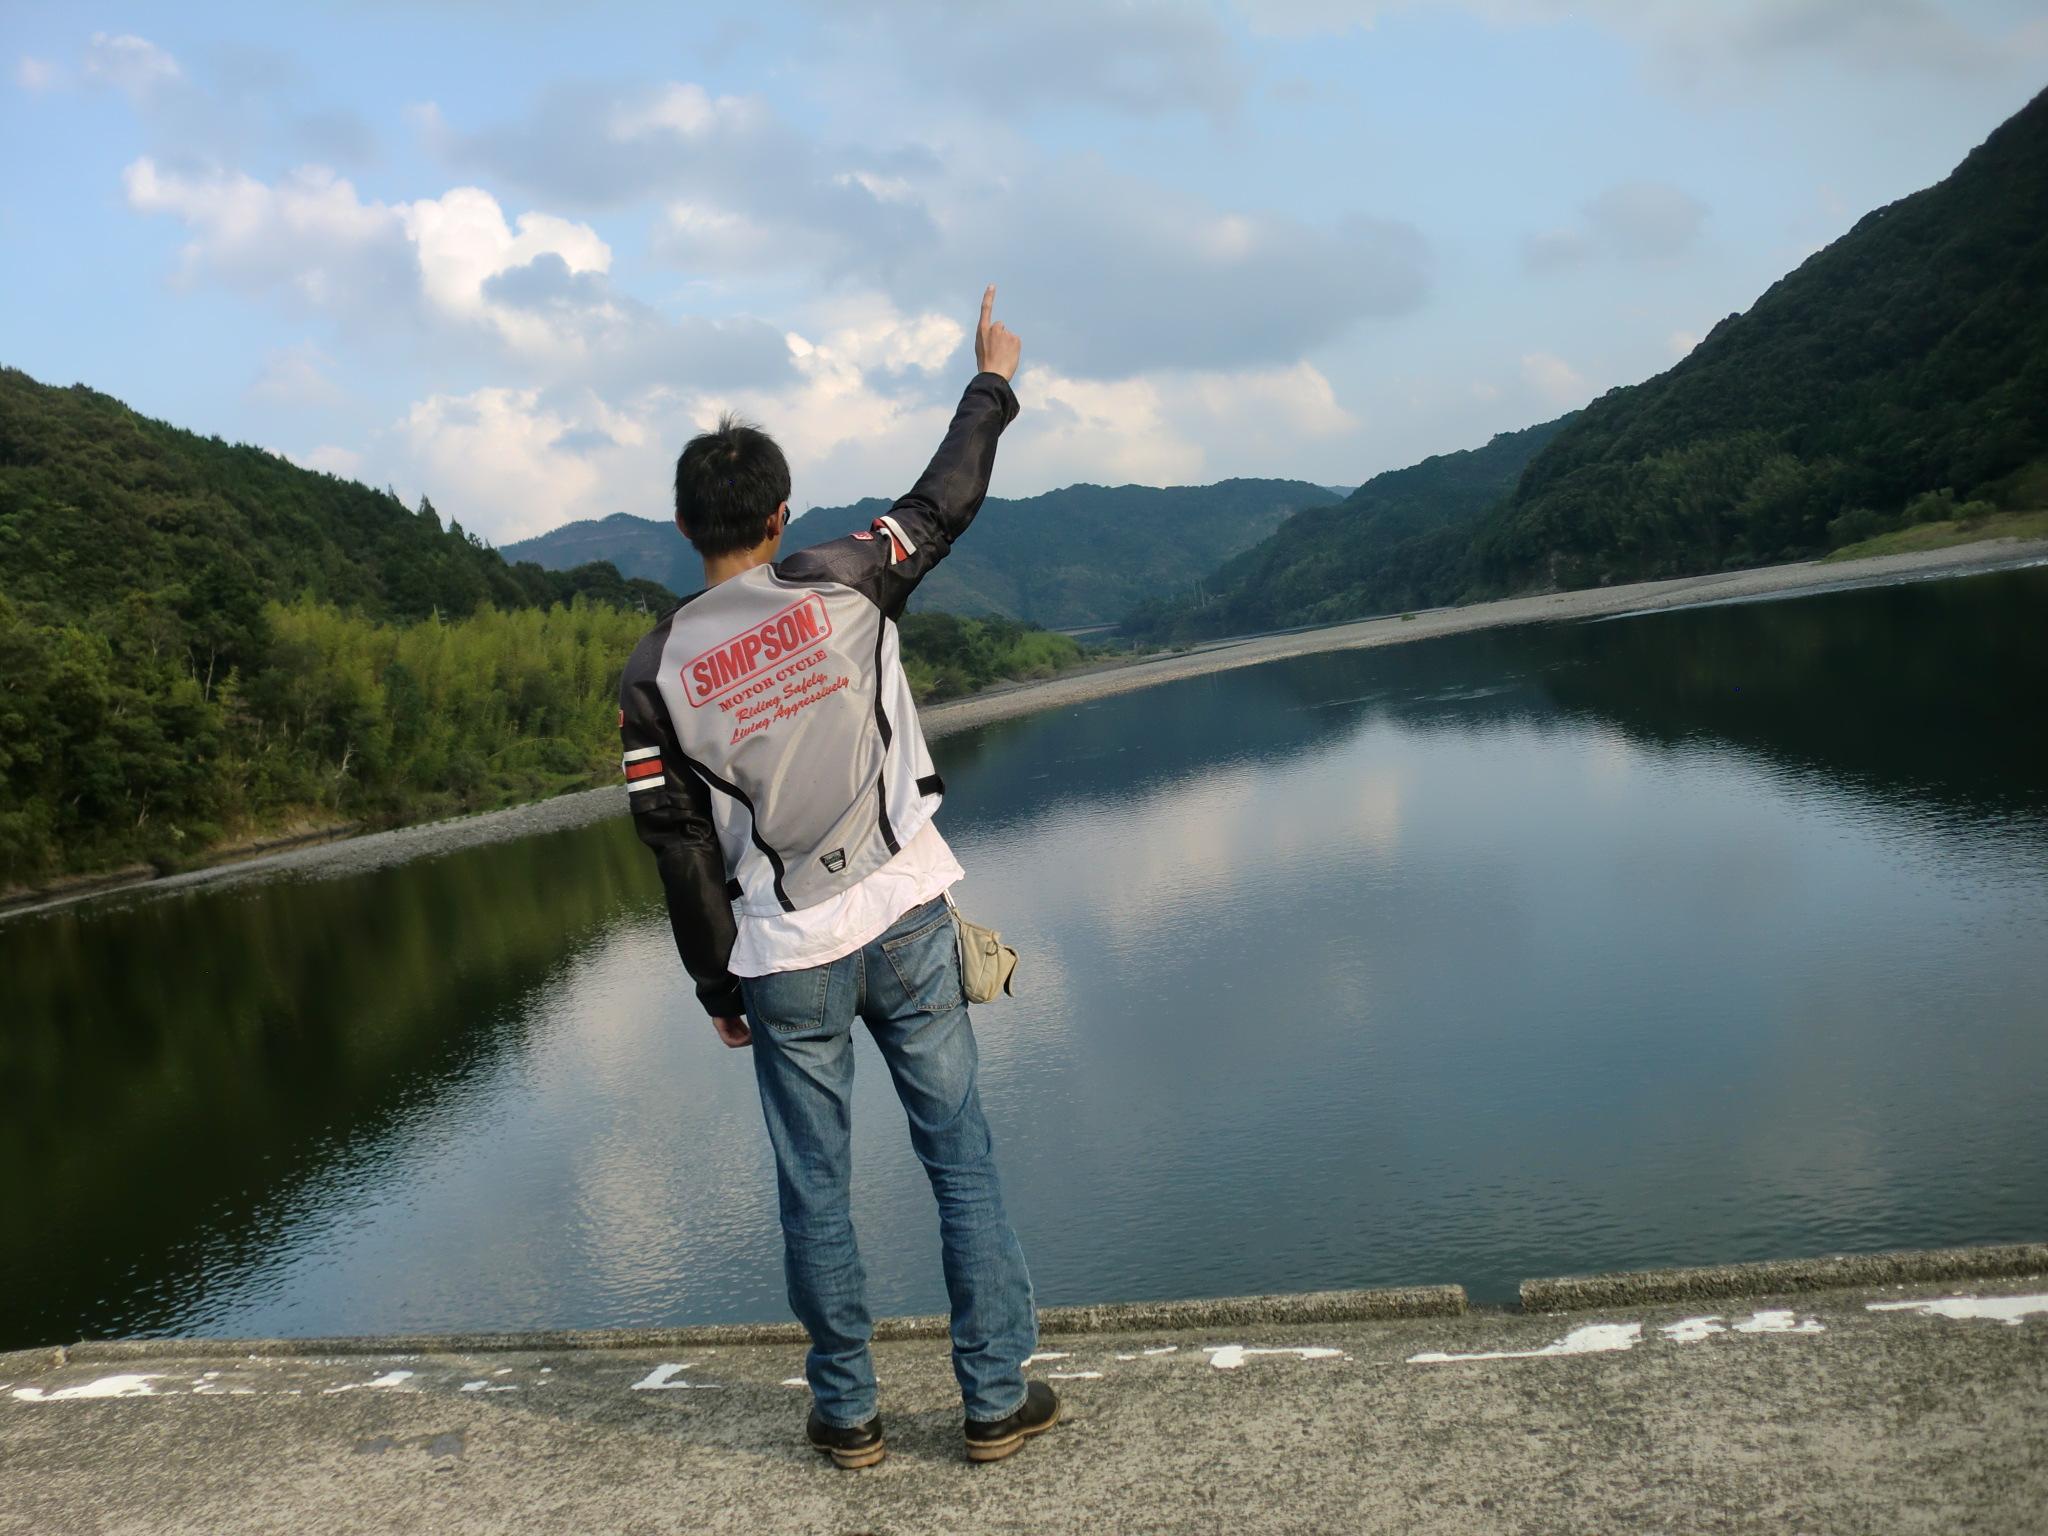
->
[1824,508,2048,562]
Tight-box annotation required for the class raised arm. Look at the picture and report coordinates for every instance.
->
[776,287,1022,618]
[863,287,1021,612]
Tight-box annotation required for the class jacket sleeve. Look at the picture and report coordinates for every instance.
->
[859,371,1019,619]
[619,659,745,1020]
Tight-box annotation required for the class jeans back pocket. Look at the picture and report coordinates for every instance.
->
[740,964,832,1033]
[880,907,965,1016]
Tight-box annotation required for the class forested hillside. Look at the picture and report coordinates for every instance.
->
[1131,86,2048,641]
[508,477,1341,627]
[0,370,673,625]
[1125,415,1570,640]
[1477,84,2048,589]
[0,369,685,887]
[0,369,1095,887]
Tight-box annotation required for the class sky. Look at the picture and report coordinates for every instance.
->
[3,3,2043,545]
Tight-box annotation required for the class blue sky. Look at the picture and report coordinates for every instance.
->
[3,2,2043,543]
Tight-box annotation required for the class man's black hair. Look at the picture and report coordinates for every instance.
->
[673,413,791,558]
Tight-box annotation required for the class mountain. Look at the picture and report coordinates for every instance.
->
[1136,86,2048,641]
[1125,414,1572,640]
[0,370,675,628]
[506,477,1343,628]
[501,511,705,601]
[1476,84,2048,590]
[0,368,673,886]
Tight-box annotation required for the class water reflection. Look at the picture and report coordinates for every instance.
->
[4,567,2044,1347]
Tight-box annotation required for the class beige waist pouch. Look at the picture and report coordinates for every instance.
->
[944,892,1019,1003]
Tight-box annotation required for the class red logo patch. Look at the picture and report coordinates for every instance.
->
[681,593,834,708]
[852,530,874,540]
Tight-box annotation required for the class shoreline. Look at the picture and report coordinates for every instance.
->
[10,534,2044,922]
[919,533,2048,740]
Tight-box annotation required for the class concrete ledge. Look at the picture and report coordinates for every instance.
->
[26,1241,2046,1366]
[43,1284,1468,1364]
[1035,1283,1467,1334]
[1521,1241,2048,1312]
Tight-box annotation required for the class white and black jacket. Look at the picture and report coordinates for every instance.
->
[618,372,1019,1016]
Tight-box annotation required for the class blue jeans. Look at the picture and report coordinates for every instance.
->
[739,894,1037,1426]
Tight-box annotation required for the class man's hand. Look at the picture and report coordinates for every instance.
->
[974,284,1021,381]
[712,1014,752,1048]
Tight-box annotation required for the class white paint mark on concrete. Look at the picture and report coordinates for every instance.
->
[780,1378,808,1388]
[1660,1316,1727,1344]
[322,1370,414,1395]
[1048,1371,1102,1379]
[1204,1346,1345,1370]
[493,1368,512,1375]
[1142,1346,1179,1356]
[13,1373,166,1402]
[1114,1354,1138,1361]
[1408,1322,1643,1365]
[1022,1352,1069,1366]
[630,1363,720,1391]
[1867,1293,2048,1326]
[1731,1310,1823,1335]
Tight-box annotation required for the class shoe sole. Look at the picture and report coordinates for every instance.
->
[810,1438,886,1471]
[964,1397,1063,1463]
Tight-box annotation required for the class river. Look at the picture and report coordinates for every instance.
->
[4,565,2045,1349]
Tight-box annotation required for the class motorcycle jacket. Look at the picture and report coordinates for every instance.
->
[618,372,1019,1016]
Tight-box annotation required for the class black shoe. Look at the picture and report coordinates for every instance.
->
[806,1408,886,1470]
[964,1380,1061,1463]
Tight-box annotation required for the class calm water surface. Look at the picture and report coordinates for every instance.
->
[5,566,2046,1348]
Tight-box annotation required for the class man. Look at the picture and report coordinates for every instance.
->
[617,287,1055,1470]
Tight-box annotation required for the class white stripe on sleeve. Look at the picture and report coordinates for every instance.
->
[876,515,916,557]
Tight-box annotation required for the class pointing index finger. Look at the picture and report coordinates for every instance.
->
[979,284,995,333]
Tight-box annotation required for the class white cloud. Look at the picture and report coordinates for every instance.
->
[994,359,1356,494]
[396,387,638,542]
[1233,1,2018,85]
[122,159,782,388]
[1526,180,1707,272]
[1520,351,1586,407]
[16,55,60,92]
[1585,181,1708,260]
[445,80,1428,379]
[399,188,611,345]
[123,159,412,308]
[250,342,345,407]
[366,289,1363,542]
[83,32,182,100]
[608,81,765,141]
[891,158,1428,379]
[1667,329,1699,360]
[1012,370,1203,488]
[795,0,1247,120]
[295,444,363,477]
[367,297,958,541]
[654,201,783,273]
